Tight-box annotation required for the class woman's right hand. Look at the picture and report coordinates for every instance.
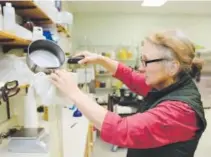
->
[74,51,104,65]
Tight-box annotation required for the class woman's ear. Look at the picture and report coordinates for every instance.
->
[169,60,180,76]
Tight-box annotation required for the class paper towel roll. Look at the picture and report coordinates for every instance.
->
[24,87,38,128]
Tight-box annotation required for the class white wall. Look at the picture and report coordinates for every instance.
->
[72,13,211,50]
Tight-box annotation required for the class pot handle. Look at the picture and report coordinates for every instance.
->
[67,55,85,64]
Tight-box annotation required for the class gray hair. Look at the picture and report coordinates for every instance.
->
[152,42,178,73]
[146,30,195,73]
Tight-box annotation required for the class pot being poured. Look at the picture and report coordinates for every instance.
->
[26,39,65,74]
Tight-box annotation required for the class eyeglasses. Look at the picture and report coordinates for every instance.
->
[141,58,170,67]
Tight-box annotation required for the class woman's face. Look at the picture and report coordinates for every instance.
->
[140,41,172,89]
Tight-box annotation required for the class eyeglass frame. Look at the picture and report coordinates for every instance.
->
[140,58,172,67]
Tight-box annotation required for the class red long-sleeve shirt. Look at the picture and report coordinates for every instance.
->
[100,63,199,149]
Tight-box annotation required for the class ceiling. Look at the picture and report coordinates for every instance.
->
[67,0,211,15]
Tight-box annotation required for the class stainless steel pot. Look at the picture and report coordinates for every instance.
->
[26,39,65,74]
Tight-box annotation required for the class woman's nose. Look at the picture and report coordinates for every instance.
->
[138,65,145,73]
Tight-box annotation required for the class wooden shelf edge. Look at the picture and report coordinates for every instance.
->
[1,1,70,38]
[0,31,31,46]
[1,0,54,24]
[31,1,54,24]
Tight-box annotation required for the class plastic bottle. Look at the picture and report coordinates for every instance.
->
[3,2,16,33]
[0,4,3,30]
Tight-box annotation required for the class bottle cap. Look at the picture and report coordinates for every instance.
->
[73,109,82,117]
[6,3,12,7]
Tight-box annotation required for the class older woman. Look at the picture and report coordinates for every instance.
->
[50,30,207,157]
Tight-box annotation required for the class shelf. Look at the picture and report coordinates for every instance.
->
[95,88,113,90]
[0,1,70,37]
[0,31,31,45]
[96,73,112,77]
[1,0,53,24]
[79,45,138,48]
[0,1,70,49]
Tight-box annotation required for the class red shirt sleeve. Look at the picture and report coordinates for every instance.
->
[114,63,151,96]
[100,101,199,149]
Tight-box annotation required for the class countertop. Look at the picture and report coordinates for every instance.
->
[0,108,89,157]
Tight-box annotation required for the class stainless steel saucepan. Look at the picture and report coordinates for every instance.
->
[26,39,85,74]
[26,39,65,74]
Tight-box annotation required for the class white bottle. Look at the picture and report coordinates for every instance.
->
[3,2,16,33]
[0,4,3,30]
[32,26,45,41]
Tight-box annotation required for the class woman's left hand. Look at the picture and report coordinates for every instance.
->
[50,69,80,99]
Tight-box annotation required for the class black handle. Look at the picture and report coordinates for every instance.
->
[67,56,85,64]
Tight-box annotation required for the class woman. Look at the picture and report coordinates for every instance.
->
[50,30,207,157]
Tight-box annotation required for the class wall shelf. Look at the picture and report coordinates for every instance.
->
[0,1,70,48]
[95,88,113,91]
[0,1,70,37]
[96,73,112,77]
[1,0,53,24]
[0,31,31,46]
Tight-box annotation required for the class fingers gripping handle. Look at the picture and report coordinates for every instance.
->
[67,55,85,64]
